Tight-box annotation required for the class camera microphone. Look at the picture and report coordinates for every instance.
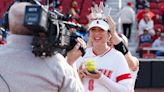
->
[62,21,81,28]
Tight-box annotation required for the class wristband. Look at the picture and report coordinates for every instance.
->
[114,41,129,55]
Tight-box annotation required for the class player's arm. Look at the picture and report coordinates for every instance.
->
[80,67,133,92]
[125,53,139,71]
[97,53,133,92]
[106,16,139,71]
[112,34,139,71]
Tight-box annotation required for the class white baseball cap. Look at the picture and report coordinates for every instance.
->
[88,19,110,31]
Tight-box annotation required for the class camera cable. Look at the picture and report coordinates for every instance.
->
[0,74,11,92]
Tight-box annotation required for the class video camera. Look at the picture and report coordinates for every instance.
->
[23,0,86,56]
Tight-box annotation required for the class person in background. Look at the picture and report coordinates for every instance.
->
[71,0,80,13]
[152,14,162,25]
[138,28,153,45]
[138,13,155,36]
[136,28,153,57]
[152,32,164,56]
[0,2,84,92]
[152,28,162,41]
[135,0,149,12]
[136,5,155,22]
[53,0,61,8]
[116,2,135,40]
[67,8,80,23]
[57,5,63,13]
[160,5,164,25]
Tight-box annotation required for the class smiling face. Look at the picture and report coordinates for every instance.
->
[89,27,111,47]
[143,13,151,22]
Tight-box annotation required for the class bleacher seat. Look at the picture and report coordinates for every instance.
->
[0,2,5,19]
[139,42,152,48]
[154,24,164,32]
[94,0,104,5]
[158,2,164,9]
[60,0,72,14]
[0,2,4,8]
[153,17,162,24]
[142,53,156,58]
[76,0,83,10]
[149,2,158,9]
[139,42,153,58]
[151,0,162,3]
[150,9,163,15]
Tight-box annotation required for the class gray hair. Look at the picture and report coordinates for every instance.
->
[8,2,32,35]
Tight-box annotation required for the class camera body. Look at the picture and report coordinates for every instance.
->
[24,5,48,32]
[23,4,86,56]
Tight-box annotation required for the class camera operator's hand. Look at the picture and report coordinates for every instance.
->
[67,43,82,65]
[67,38,86,65]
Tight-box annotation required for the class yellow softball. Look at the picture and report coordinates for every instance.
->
[84,59,96,72]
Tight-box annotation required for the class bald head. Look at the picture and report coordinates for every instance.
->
[9,2,32,35]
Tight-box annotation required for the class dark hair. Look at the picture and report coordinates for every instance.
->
[31,32,57,57]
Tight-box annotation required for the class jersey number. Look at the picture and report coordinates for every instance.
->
[88,79,94,91]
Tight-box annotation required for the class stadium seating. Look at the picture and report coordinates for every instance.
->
[60,0,72,14]
[78,0,93,24]
[158,2,164,9]
[139,42,153,58]
[151,0,162,3]
[142,53,156,58]
[76,0,83,10]
[154,24,164,32]
[149,2,158,9]
[0,0,14,18]
[150,9,163,15]
[139,42,152,48]
[94,0,103,5]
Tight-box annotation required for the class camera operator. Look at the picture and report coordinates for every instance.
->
[0,2,84,92]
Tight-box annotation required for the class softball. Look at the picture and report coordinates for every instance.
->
[84,59,96,73]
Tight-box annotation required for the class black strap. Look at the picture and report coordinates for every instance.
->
[114,41,129,55]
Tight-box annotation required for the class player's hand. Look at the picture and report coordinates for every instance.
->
[78,63,87,81]
[106,16,116,35]
[106,16,122,45]
[85,70,102,79]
